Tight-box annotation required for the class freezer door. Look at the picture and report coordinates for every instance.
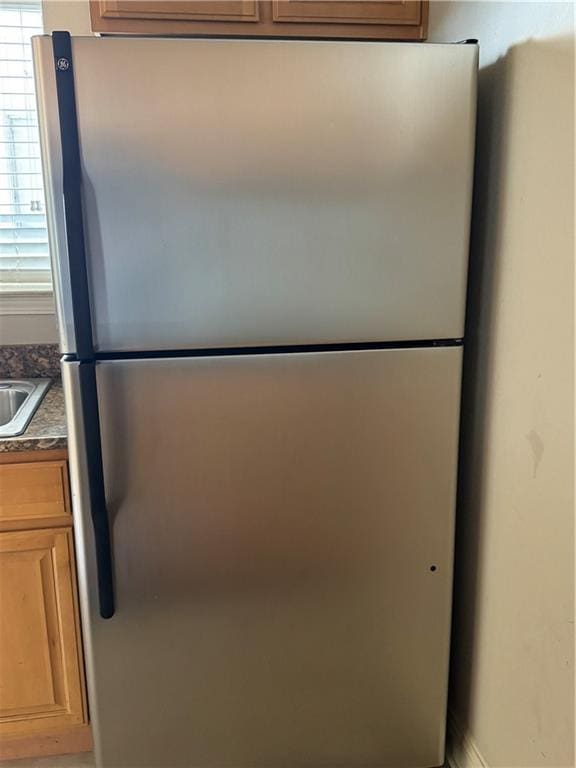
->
[35,37,477,353]
[63,347,462,768]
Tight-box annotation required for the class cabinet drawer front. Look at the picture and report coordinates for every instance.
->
[272,0,422,24]
[99,0,259,22]
[0,462,70,525]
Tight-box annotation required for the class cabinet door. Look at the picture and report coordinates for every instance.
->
[95,0,259,23]
[90,0,427,39]
[272,0,421,25]
[0,528,85,737]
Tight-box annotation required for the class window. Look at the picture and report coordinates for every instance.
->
[0,1,52,296]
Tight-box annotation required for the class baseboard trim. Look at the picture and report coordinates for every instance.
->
[0,724,92,762]
[447,710,488,768]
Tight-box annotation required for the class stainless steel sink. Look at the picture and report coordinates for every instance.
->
[0,379,50,438]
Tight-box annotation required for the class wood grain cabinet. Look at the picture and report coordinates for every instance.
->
[0,451,91,762]
[95,0,259,23]
[90,0,428,40]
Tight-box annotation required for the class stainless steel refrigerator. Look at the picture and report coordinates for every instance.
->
[33,34,477,768]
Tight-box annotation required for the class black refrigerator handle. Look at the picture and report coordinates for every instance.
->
[79,362,115,619]
[52,31,93,362]
[53,31,115,618]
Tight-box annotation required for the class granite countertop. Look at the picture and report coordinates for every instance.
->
[0,344,68,453]
[0,380,67,453]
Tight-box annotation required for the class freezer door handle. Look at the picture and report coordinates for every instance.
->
[79,362,115,619]
[52,31,94,362]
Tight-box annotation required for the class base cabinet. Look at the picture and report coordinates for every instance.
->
[0,529,84,734]
[0,451,91,761]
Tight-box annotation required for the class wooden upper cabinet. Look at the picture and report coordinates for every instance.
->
[90,0,428,40]
[97,0,259,23]
[271,0,421,25]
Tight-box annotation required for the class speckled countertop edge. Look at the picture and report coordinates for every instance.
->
[0,345,67,453]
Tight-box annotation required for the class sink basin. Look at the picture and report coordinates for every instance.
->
[0,380,50,438]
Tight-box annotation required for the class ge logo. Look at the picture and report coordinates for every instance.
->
[56,57,69,71]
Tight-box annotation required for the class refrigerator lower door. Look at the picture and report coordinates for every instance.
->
[63,347,462,768]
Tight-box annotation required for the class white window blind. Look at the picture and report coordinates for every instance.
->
[0,1,52,294]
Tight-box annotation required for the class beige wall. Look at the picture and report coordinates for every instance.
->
[0,311,58,345]
[429,3,575,767]
[42,0,91,34]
